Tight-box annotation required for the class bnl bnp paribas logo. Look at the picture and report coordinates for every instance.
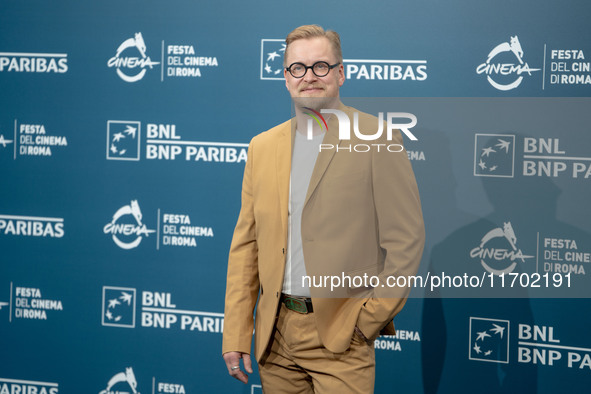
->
[106,120,247,163]
[106,121,141,160]
[474,134,516,177]
[260,39,428,82]
[476,35,540,91]
[469,317,510,363]
[0,377,59,394]
[0,51,68,74]
[470,222,534,275]
[102,286,136,327]
[260,39,285,79]
[102,285,224,333]
[470,317,591,370]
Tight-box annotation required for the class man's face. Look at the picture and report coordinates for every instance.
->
[284,37,345,110]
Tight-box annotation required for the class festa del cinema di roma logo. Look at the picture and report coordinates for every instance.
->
[97,365,187,394]
[108,32,159,82]
[99,367,140,394]
[470,222,534,275]
[103,200,155,249]
[476,35,540,91]
[301,107,418,152]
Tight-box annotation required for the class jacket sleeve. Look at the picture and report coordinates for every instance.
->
[356,129,425,341]
[222,140,260,354]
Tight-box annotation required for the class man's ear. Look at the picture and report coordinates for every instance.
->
[337,63,345,87]
[284,68,290,91]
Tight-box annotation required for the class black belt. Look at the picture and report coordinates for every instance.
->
[280,293,313,314]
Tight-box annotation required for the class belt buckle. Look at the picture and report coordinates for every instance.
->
[284,296,309,314]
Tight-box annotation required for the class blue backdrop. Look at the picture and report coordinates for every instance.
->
[1,1,590,393]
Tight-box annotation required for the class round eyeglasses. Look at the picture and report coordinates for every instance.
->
[285,61,340,78]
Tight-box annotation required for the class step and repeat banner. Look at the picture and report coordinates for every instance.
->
[1,1,590,393]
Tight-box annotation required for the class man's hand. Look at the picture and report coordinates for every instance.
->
[354,325,372,345]
[223,351,253,384]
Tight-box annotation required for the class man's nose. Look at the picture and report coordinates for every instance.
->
[302,67,318,82]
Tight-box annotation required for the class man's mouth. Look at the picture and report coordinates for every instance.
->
[300,85,324,93]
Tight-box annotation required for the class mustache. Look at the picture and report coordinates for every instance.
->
[299,84,324,91]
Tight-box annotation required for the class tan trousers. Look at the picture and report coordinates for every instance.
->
[258,303,376,394]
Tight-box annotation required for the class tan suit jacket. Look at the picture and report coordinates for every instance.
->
[222,104,425,361]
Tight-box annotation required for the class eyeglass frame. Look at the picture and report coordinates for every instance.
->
[285,61,341,78]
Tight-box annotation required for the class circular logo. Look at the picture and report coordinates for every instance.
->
[470,222,534,275]
[476,36,540,91]
[107,33,159,82]
[103,200,155,249]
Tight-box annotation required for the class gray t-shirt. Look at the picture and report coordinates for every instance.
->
[282,130,324,297]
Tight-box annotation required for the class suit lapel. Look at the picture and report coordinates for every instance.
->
[303,107,344,207]
[276,121,292,237]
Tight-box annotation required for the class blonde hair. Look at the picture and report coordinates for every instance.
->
[284,25,343,66]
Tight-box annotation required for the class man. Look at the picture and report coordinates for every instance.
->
[222,25,424,393]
